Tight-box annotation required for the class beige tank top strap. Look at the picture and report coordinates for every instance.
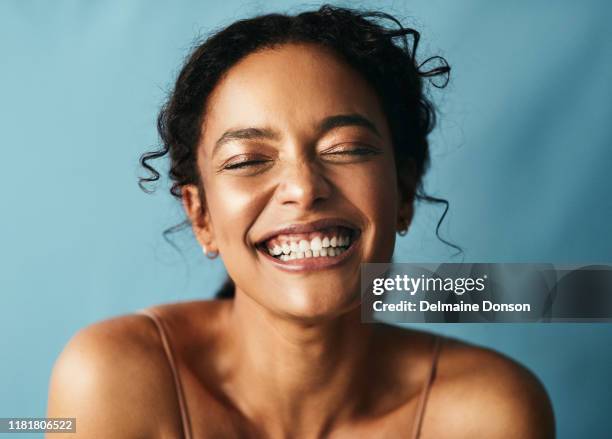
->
[410,335,443,439]
[137,308,193,439]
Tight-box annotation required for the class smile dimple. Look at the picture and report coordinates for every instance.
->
[260,226,356,261]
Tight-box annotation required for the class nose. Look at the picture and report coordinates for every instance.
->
[273,158,332,210]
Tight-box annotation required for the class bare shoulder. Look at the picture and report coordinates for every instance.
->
[46,312,183,439]
[428,335,555,438]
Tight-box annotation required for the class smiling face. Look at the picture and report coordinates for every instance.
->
[182,42,410,321]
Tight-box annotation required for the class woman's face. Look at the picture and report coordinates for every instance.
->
[185,42,405,320]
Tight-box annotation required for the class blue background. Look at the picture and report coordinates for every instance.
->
[1,1,611,437]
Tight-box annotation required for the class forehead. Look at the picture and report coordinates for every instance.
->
[200,42,388,150]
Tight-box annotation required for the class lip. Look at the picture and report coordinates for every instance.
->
[256,230,361,273]
[254,217,360,245]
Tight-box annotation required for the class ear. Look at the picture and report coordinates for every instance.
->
[181,184,217,252]
[396,160,417,232]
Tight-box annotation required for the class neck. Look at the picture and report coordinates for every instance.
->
[226,290,376,438]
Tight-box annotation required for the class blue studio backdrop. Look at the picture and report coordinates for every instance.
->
[1,1,611,437]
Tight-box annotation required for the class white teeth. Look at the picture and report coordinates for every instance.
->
[266,232,355,260]
[299,239,310,252]
[271,245,350,261]
[271,235,348,254]
[310,236,322,251]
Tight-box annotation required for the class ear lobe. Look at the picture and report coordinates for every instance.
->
[181,184,203,225]
[396,160,417,230]
[396,159,417,205]
[181,184,216,248]
[397,201,414,231]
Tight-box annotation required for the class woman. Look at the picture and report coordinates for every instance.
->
[47,5,554,438]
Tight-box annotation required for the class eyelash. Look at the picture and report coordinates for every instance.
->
[222,147,379,170]
[332,147,378,156]
[224,160,270,170]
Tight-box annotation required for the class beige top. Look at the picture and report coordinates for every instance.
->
[138,307,443,439]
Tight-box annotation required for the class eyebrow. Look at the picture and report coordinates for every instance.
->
[317,113,381,138]
[212,127,279,158]
[212,113,381,157]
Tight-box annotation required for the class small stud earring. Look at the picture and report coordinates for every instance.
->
[202,245,219,259]
[397,218,409,236]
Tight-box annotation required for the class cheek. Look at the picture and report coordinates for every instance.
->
[347,167,397,216]
[338,160,399,259]
[205,178,263,251]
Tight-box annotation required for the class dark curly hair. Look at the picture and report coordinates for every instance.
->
[139,4,460,299]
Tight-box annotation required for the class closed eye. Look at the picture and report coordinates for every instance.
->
[223,159,270,170]
[328,147,380,155]
[322,144,383,160]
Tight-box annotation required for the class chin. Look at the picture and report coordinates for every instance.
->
[271,279,362,323]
